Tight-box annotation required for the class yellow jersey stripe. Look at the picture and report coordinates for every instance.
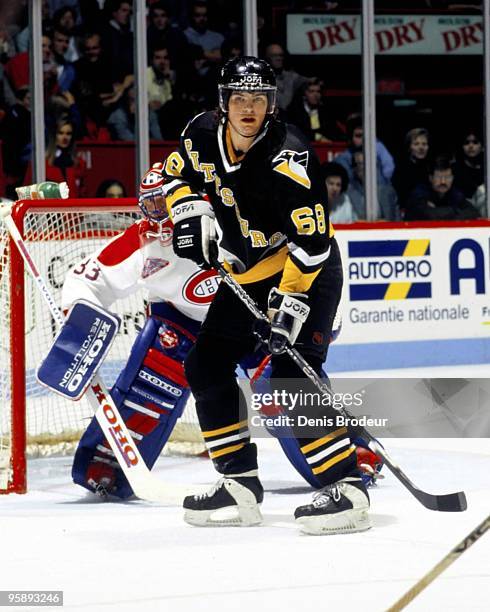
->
[403,239,430,257]
[209,443,245,459]
[166,186,193,211]
[300,427,348,454]
[202,419,249,439]
[224,247,289,285]
[384,282,411,300]
[312,446,355,475]
[278,256,321,293]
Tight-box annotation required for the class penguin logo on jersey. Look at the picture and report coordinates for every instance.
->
[272,150,311,189]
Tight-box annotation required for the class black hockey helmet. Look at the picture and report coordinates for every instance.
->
[218,56,277,114]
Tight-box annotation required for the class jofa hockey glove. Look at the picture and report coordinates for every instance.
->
[173,216,217,270]
[267,288,310,355]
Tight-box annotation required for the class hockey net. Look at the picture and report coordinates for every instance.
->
[0,198,204,494]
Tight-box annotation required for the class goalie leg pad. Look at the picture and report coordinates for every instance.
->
[73,304,199,498]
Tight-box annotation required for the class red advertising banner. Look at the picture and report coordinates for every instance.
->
[287,14,483,55]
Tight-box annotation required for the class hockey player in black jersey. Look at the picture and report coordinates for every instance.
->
[160,56,370,534]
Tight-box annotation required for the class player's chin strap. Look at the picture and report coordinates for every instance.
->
[209,254,467,513]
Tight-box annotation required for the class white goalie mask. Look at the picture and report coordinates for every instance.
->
[138,162,169,224]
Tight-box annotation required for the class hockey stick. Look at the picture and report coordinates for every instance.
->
[211,256,467,512]
[387,512,490,611]
[1,204,203,505]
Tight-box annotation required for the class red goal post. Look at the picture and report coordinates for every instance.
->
[0,198,202,494]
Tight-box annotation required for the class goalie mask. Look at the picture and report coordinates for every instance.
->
[218,56,277,115]
[138,162,168,223]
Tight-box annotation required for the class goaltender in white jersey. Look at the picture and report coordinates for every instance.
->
[61,217,220,319]
[66,162,223,499]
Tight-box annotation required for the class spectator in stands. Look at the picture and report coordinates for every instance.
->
[72,32,117,139]
[453,128,484,200]
[51,26,76,92]
[184,1,224,64]
[15,0,52,52]
[335,113,395,185]
[96,179,127,198]
[4,34,53,97]
[147,1,189,71]
[100,0,133,82]
[52,6,80,63]
[392,127,432,212]
[0,28,16,64]
[322,161,357,223]
[175,43,216,121]
[0,63,16,110]
[107,86,136,140]
[347,148,399,220]
[1,87,31,199]
[405,156,480,220]
[221,37,242,62]
[147,46,175,139]
[25,116,87,198]
[264,43,308,113]
[287,78,345,142]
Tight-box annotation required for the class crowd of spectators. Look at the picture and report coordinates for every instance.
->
[0,0,486,221]
[321,120,483,222]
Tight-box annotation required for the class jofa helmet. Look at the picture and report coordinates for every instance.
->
[218,56,277,115]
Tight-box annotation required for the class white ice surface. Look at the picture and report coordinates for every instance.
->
[1,436,489,612]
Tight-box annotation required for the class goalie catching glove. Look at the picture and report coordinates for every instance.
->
[267,288,310,354]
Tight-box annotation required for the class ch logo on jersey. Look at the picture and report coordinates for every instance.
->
[272,150,311,189]
[183,270,220,305]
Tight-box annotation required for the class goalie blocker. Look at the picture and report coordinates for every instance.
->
[73,302,200,498]
[37,300,121,400]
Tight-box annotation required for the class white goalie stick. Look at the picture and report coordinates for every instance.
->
[1,204,203,505]
[210,256,467,513]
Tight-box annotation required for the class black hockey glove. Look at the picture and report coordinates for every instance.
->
[267,288,310,355]
[172,216,217,270]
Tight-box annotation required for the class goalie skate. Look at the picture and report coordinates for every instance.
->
[294,477,371,535]
[183,471,263,527]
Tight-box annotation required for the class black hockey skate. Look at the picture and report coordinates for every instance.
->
[183,471,264,527]
[294,476,371,535]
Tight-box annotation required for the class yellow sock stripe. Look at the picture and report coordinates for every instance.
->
[202,419,248,439]
[384,282,411,300]
[209,443,245,459]
[311,446,355,475]
[403,239,430,257]
[300,427,348,455]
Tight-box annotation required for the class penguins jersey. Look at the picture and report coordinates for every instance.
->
[61,218,220,321]
[162,111,335,293]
